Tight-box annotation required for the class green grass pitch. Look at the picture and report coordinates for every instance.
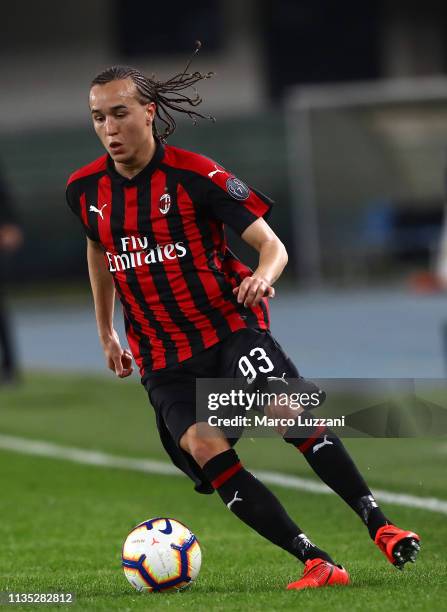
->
[0,373,446,610]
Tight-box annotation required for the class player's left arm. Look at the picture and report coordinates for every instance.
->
[192,158,284,307]
[235,217,288,308]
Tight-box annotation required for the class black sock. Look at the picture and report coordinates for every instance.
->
[284,425,390,539]
[202,448,334,564]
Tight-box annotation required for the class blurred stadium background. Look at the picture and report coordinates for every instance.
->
[1,0,447,376]
[1,2,447,608]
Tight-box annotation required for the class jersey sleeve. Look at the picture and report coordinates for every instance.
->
[66,179,98,241]
[200,166,274,235]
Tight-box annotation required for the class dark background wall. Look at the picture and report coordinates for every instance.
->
[2,1,447,285]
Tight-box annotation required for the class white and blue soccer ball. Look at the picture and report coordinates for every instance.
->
[122,517,201,593]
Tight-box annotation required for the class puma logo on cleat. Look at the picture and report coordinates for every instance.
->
[267,372,288,385]
[208,165,225,178]
[313,435,333,453]
[89,204,108,219]
[227,490,243,510]
[296,533,315,550]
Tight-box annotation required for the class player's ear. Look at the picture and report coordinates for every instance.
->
[145,102,156,125]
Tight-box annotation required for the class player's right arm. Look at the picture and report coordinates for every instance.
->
[86,237,133,378]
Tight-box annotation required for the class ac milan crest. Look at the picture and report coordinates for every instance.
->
[159,192,171,215]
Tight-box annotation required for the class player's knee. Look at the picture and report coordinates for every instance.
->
[264,402,304,435]
[180,424,229,467]
[190,441,221,467]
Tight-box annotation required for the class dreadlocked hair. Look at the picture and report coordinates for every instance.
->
[91,41,215,142]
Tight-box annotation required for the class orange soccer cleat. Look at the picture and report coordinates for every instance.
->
[374,524,421,570]
[287,558,350,591]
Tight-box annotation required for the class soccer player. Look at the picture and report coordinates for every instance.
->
[66,50,420,590]
[0,165,22,385]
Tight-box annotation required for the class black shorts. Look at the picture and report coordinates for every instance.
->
[144,328,314,494]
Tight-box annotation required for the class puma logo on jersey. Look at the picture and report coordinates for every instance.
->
[227,490,243,510]
[208,165,225,178]
[313,434,334,453]
[267,372,288,385]
[89,204,108,219]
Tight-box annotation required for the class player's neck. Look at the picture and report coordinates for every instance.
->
[113,137,157,180]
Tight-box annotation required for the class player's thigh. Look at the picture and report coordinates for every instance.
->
[147,374,230,462]
[145,345,220,446]
[219,328,323,426]
[147,376,198,448]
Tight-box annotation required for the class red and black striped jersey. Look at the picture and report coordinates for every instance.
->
[66,141,273,378]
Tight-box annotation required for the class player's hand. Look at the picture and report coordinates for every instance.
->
[232,274,275,308]
[102,331,134,378]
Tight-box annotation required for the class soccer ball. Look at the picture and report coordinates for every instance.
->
[122,517,201,593]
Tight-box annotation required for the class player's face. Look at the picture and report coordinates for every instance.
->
[89,79,155,164]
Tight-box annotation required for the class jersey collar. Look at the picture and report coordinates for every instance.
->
[106,140,165,185]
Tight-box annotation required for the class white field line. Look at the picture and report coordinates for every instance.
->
[1,434,446,515]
